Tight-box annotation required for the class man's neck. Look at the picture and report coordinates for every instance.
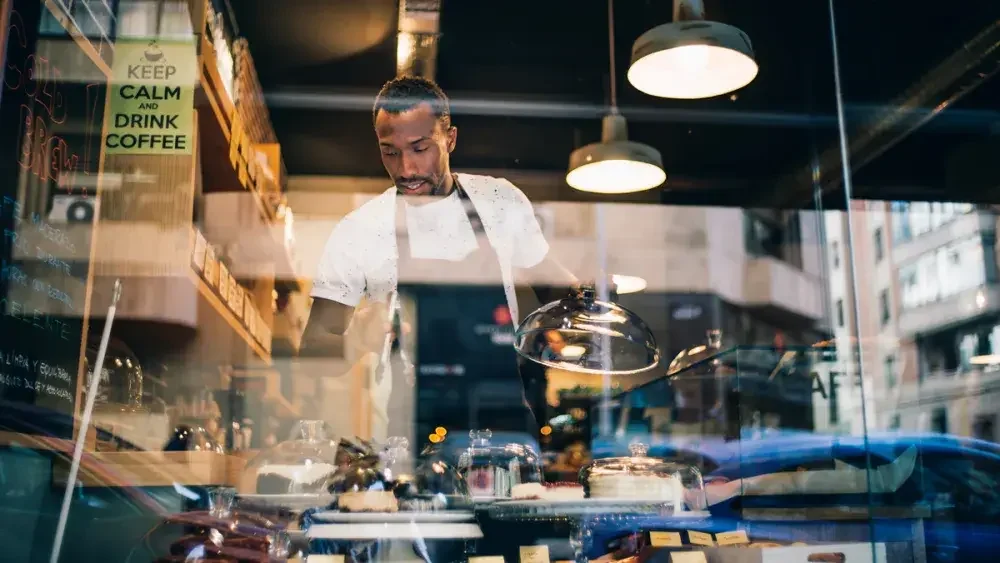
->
[435,172,456,197]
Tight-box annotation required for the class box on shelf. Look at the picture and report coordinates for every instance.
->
[231,37,277,145]
[243,289,255,330]
[229,282,244,321]
[203,245,219,288]
[218,262,230,300]
[192,229,207,272]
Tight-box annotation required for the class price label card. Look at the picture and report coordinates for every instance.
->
[519,545,550,563]
[650,531,683,547]
[469,557,505,563]
[687,531,714,547]
[670,552,707,563]
[307,556,344,563]
[715,530,749,546]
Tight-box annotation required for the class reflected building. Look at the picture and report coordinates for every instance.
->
[825,201,1000,440]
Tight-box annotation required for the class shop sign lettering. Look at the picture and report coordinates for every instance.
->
[105,39,195,154]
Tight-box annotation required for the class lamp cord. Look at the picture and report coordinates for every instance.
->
[608,0,619,114]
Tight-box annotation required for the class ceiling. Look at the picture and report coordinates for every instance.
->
[231,0,1000,209]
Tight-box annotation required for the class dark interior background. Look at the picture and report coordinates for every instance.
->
[228,0,1000,209]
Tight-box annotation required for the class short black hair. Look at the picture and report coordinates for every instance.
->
[373,76,451,127]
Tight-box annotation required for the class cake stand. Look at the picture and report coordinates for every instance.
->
[304,510,483,562]
[489,499,710,563]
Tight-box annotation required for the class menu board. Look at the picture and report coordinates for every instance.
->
[0,1,108,438]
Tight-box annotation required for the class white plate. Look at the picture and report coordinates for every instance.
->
[307,522,483,540]
[489,498,709,519]
[310,511,476,523]
[237,493,334,510]
[498,498,672,507]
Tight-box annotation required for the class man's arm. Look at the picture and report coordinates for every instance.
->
[300,297,353,358]
[503,179,580,301]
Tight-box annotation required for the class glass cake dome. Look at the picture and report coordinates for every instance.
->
[515,286,659,375]
[242,420,339,495]
[83,336,144,412]
[579,443,706,511]
[330,436,472,512]
[130,486,292,562]
[164,423,226,454]
[456,429,543,499]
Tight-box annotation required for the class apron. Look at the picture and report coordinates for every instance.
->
[382,181,540,443]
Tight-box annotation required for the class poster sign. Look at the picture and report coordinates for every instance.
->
[106,39,195,154]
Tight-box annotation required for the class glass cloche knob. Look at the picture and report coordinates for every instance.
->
[470,429,492,447]
[628,442,649,458]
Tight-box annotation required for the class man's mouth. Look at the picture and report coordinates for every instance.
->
[398,179,428,192]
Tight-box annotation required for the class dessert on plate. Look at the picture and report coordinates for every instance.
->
[579,443,705,508]
[510,481,585,501]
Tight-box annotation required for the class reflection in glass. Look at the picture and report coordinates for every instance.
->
[515,286,658,375]
[243,420,339,495]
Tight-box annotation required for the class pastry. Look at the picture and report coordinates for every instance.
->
[541,482,585,501]
[337,490,399,512]
[510,482,585,501]
[588,474,679,501]
[510,482,545,499]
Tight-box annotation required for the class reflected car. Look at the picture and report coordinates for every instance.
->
[593,431,1000,563]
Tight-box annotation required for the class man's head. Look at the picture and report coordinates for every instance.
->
[373,76,457,197]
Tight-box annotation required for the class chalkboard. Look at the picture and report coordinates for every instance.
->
[0,1,108,439]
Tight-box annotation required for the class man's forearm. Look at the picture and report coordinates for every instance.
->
[525,253,578,289]
[300,326,347,358]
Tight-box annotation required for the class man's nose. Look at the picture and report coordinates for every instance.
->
[401,152,421,177]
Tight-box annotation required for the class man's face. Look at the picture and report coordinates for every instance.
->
[375,102,457,197]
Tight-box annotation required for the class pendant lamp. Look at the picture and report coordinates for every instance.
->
[567,0,665,194]
[514,286,660,375]
[627,0,758,100]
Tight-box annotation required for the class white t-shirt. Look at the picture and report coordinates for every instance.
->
[311,173,549,323]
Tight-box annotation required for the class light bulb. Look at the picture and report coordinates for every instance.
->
[566,159,666,194]
[676,44,712,71]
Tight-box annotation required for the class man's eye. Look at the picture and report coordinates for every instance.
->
[413,146,428,153]
[382,151,399,157]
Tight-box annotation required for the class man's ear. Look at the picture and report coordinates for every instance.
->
[447,125,458,153]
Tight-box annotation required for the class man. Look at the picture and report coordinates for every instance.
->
[303,76,575,440]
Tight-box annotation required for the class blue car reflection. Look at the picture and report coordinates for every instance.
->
[592,431,1000,563]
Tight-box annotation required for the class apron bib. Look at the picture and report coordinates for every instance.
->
[382,182,540,442]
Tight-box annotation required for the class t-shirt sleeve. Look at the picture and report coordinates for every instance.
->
[311,219,365,307]
[504,180,550,269]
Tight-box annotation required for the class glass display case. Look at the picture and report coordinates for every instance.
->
[1,0,996,562]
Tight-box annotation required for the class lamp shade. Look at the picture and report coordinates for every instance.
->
[567,114,665,194]
[514,286,659,375]
[628,20,758,99]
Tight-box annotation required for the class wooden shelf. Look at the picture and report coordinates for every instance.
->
[1,431,250,487]
[196,33,273,220]
[190,268,272,366]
